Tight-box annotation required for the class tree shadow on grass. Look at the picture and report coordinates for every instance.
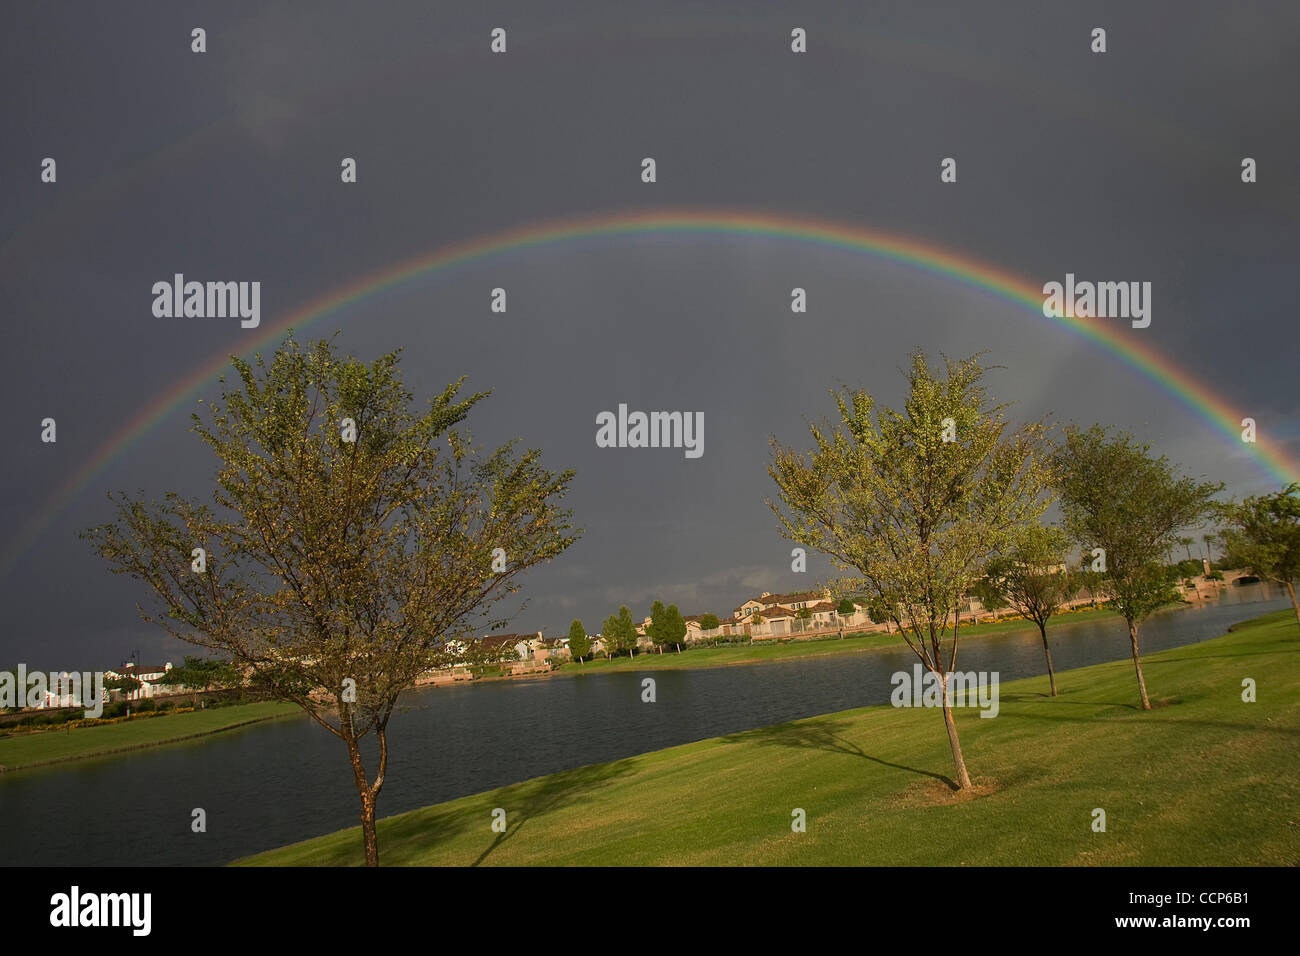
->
[371,803,479,864]
[471,758,639,866]
[720,718,957,790]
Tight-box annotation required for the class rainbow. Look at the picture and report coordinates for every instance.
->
[5,208,1294,575]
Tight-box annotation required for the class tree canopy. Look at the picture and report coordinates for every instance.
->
[1218,482,1300,630]
[1054,424,1220,708]
[769,350,1053,788]
[567,620,591,663]
[978,522,1075,695]
[83,336,578,864]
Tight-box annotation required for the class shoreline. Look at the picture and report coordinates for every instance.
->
[501,604,1132,681]
[0,602,1213,771]
[239,607,1298,866]
[0,703,299,773]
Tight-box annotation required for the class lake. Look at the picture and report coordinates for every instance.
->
[0,583,1287,866]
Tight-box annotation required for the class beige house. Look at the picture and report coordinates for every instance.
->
[734,589,833,621]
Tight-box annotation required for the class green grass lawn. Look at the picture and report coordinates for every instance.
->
[241,610,1300,866]
[564,605,1121,674]
[0,700,299,771]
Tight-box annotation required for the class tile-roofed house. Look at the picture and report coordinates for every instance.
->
[752,604,797,620]
[103,662,175,701]
[734,588,832,620]
[759,589,832,609]
[474,633,536,661]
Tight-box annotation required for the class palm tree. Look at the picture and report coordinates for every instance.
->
[1203,532,1217,564]
[1180,537,1195,562]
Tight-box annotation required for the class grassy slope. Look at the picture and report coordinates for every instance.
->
[241,610,1300,866]
[566,605,1121,674]
[0,700,299,771]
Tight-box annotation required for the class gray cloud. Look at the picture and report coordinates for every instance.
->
[2,0,1296,666]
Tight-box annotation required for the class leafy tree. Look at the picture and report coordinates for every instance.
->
[1202,532,1217,564]
[1165,558,1201,585]
[1218,483,1300,631]
[82,336,578,865]
[567,620,591,665]
[664,604,687,651]
[698,613,720,631]
[647,600,669,652]
[600,615,617,659]
[103,671,142,714]
[979,523,1075,695]
[769,351,1053,789]
[1054,425,1220,709]
[1074,557,1108,608]
[969,577,1008,621]
[862,594,893,633]
[157,654,242,705]
[834,597,856,639]
[610,605,638,658]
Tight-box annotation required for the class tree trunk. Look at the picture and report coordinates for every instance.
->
[345,723,388,867]
[1128,621,1152,710]
[938,673,973,789]
[359,787,379,867]
[1038,622,1058,696]
[1288,581,1300,635]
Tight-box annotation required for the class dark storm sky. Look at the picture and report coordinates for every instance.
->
[2,1,1297,668]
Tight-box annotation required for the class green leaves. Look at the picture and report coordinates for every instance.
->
[83,335,580,742]
[1218,483,1300,591]
[979,522,1074,625]
[768,349,1052,669]
[566,620,591,662]
[1054,425,1221,626]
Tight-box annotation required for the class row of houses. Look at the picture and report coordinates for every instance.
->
[456,577,1128,670]
[445,590,877,672]
[21,661,179,711]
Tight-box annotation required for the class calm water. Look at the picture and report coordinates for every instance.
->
[0,584,1287,866]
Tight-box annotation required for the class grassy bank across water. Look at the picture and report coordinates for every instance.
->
[0,700,300,772]
[0,610,1112,771]
[241,610,1300,866]
[563,605,1122,674]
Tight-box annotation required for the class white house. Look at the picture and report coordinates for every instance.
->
[103,662,175,700]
